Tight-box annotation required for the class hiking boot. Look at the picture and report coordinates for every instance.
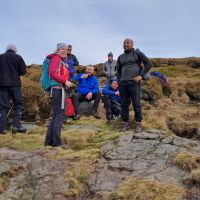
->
[119,121,129,132]
[72,114,81,120]
[0,129,7,135]
[135,122,142,133]
[12,126,27,134]
[91,111,101,119]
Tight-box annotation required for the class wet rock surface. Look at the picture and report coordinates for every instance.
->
[0,148,69,200]
[83,130,200,199]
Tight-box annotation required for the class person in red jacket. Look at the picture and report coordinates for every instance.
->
[44,42,74,147]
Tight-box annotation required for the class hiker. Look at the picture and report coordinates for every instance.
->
[102,77,121,123]
[116,38,152,132]
[44,42,74,147]
[71,65,101,119]
[150,71,168,83]
[0,44,27,134]
[66,44,79,78]
[103,52,117,81]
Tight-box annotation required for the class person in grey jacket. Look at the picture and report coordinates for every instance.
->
[103,52,117,80]
[116,38,152,133]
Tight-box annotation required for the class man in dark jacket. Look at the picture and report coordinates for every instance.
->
[71,65,101,119]
[102,78,121,123]
[0,44,27,134]
[116,38,152,132]
[66,44,79,78]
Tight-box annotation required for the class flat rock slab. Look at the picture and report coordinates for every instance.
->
[0,148,69,200]
[86,130,200,198]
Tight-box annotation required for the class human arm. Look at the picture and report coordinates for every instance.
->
[18,56,27,76]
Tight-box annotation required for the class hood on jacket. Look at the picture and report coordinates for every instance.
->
[47,53,65,61]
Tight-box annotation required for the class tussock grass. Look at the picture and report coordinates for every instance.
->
[106,177,186,200]
[174,152,200,171]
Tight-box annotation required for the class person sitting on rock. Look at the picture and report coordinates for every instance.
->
[102,77,121,123]
[71,65,101,119]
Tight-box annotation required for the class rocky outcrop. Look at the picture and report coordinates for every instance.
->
[0,148,69,200]
[82,129,200,199]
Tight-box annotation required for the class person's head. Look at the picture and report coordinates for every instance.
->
[56,42,68,58]
[86,65,94,75]
[67,44,72,55]
[108,52,113,62]
[6,44,17,53]
[109,77,118,90]
[123,38,134,51]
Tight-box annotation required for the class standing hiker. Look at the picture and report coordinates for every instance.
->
[116,38,152,132]
[0,44,27,134]
[44,42,74,147]
[103,52,117,81]
[66,44,79,78]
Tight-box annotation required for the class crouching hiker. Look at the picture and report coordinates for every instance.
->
[43,43,74,147]
[102,77,121,124]
[71,65,101,119]
[0,44,27,134]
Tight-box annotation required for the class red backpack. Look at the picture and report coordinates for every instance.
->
[65,97,75,117]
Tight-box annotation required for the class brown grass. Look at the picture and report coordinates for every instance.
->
[106,177,186,200]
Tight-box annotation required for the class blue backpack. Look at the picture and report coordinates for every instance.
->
[40,58,51,91]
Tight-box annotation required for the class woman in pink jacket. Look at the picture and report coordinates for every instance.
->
[44,43,73,147]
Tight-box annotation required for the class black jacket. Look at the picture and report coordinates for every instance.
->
[116,48,152,82]
[0,50,26,87]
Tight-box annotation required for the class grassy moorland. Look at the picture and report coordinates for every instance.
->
[0,59,200,199]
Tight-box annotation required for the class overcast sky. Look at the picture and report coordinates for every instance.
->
[0,0,200,65]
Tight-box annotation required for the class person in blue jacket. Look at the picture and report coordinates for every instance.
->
[71,65,101,119]
[102,77,121,122]
[66,44,79,78]
[150,71,168,83]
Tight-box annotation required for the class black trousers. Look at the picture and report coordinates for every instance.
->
[119,81,142,122]
[45,88,65,146]
[0,86,24,131]
[102,95,120,118]
[71,92,101,114]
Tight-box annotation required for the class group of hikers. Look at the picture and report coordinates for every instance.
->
[0,38,169,148]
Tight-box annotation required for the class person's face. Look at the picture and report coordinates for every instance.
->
[68,47,72,54]
[86,66,94,75]
[108,56,113,62]
[57,47,68,58]
[111,81,118,90]
[123,39,133,50]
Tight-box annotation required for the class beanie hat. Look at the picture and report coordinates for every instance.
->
[57,42,68,51]
[109,76,117,84]
[6,44,17,53]
[108,52,113,57]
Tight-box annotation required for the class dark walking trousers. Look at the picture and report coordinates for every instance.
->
[102,95,120,118]
[71,92,101,114]
[0,86,24,131]
[45,88,65,147]
[119,81,142,122]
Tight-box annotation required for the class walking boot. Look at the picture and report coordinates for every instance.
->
[119,121,129,132]
[135,122,142,133]
[91,110,101,119]
[12,126,27,134]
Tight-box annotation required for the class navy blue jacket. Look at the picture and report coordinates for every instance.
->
[102,84,121,103]
[0,50,26,87]
[71,73,99,95]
